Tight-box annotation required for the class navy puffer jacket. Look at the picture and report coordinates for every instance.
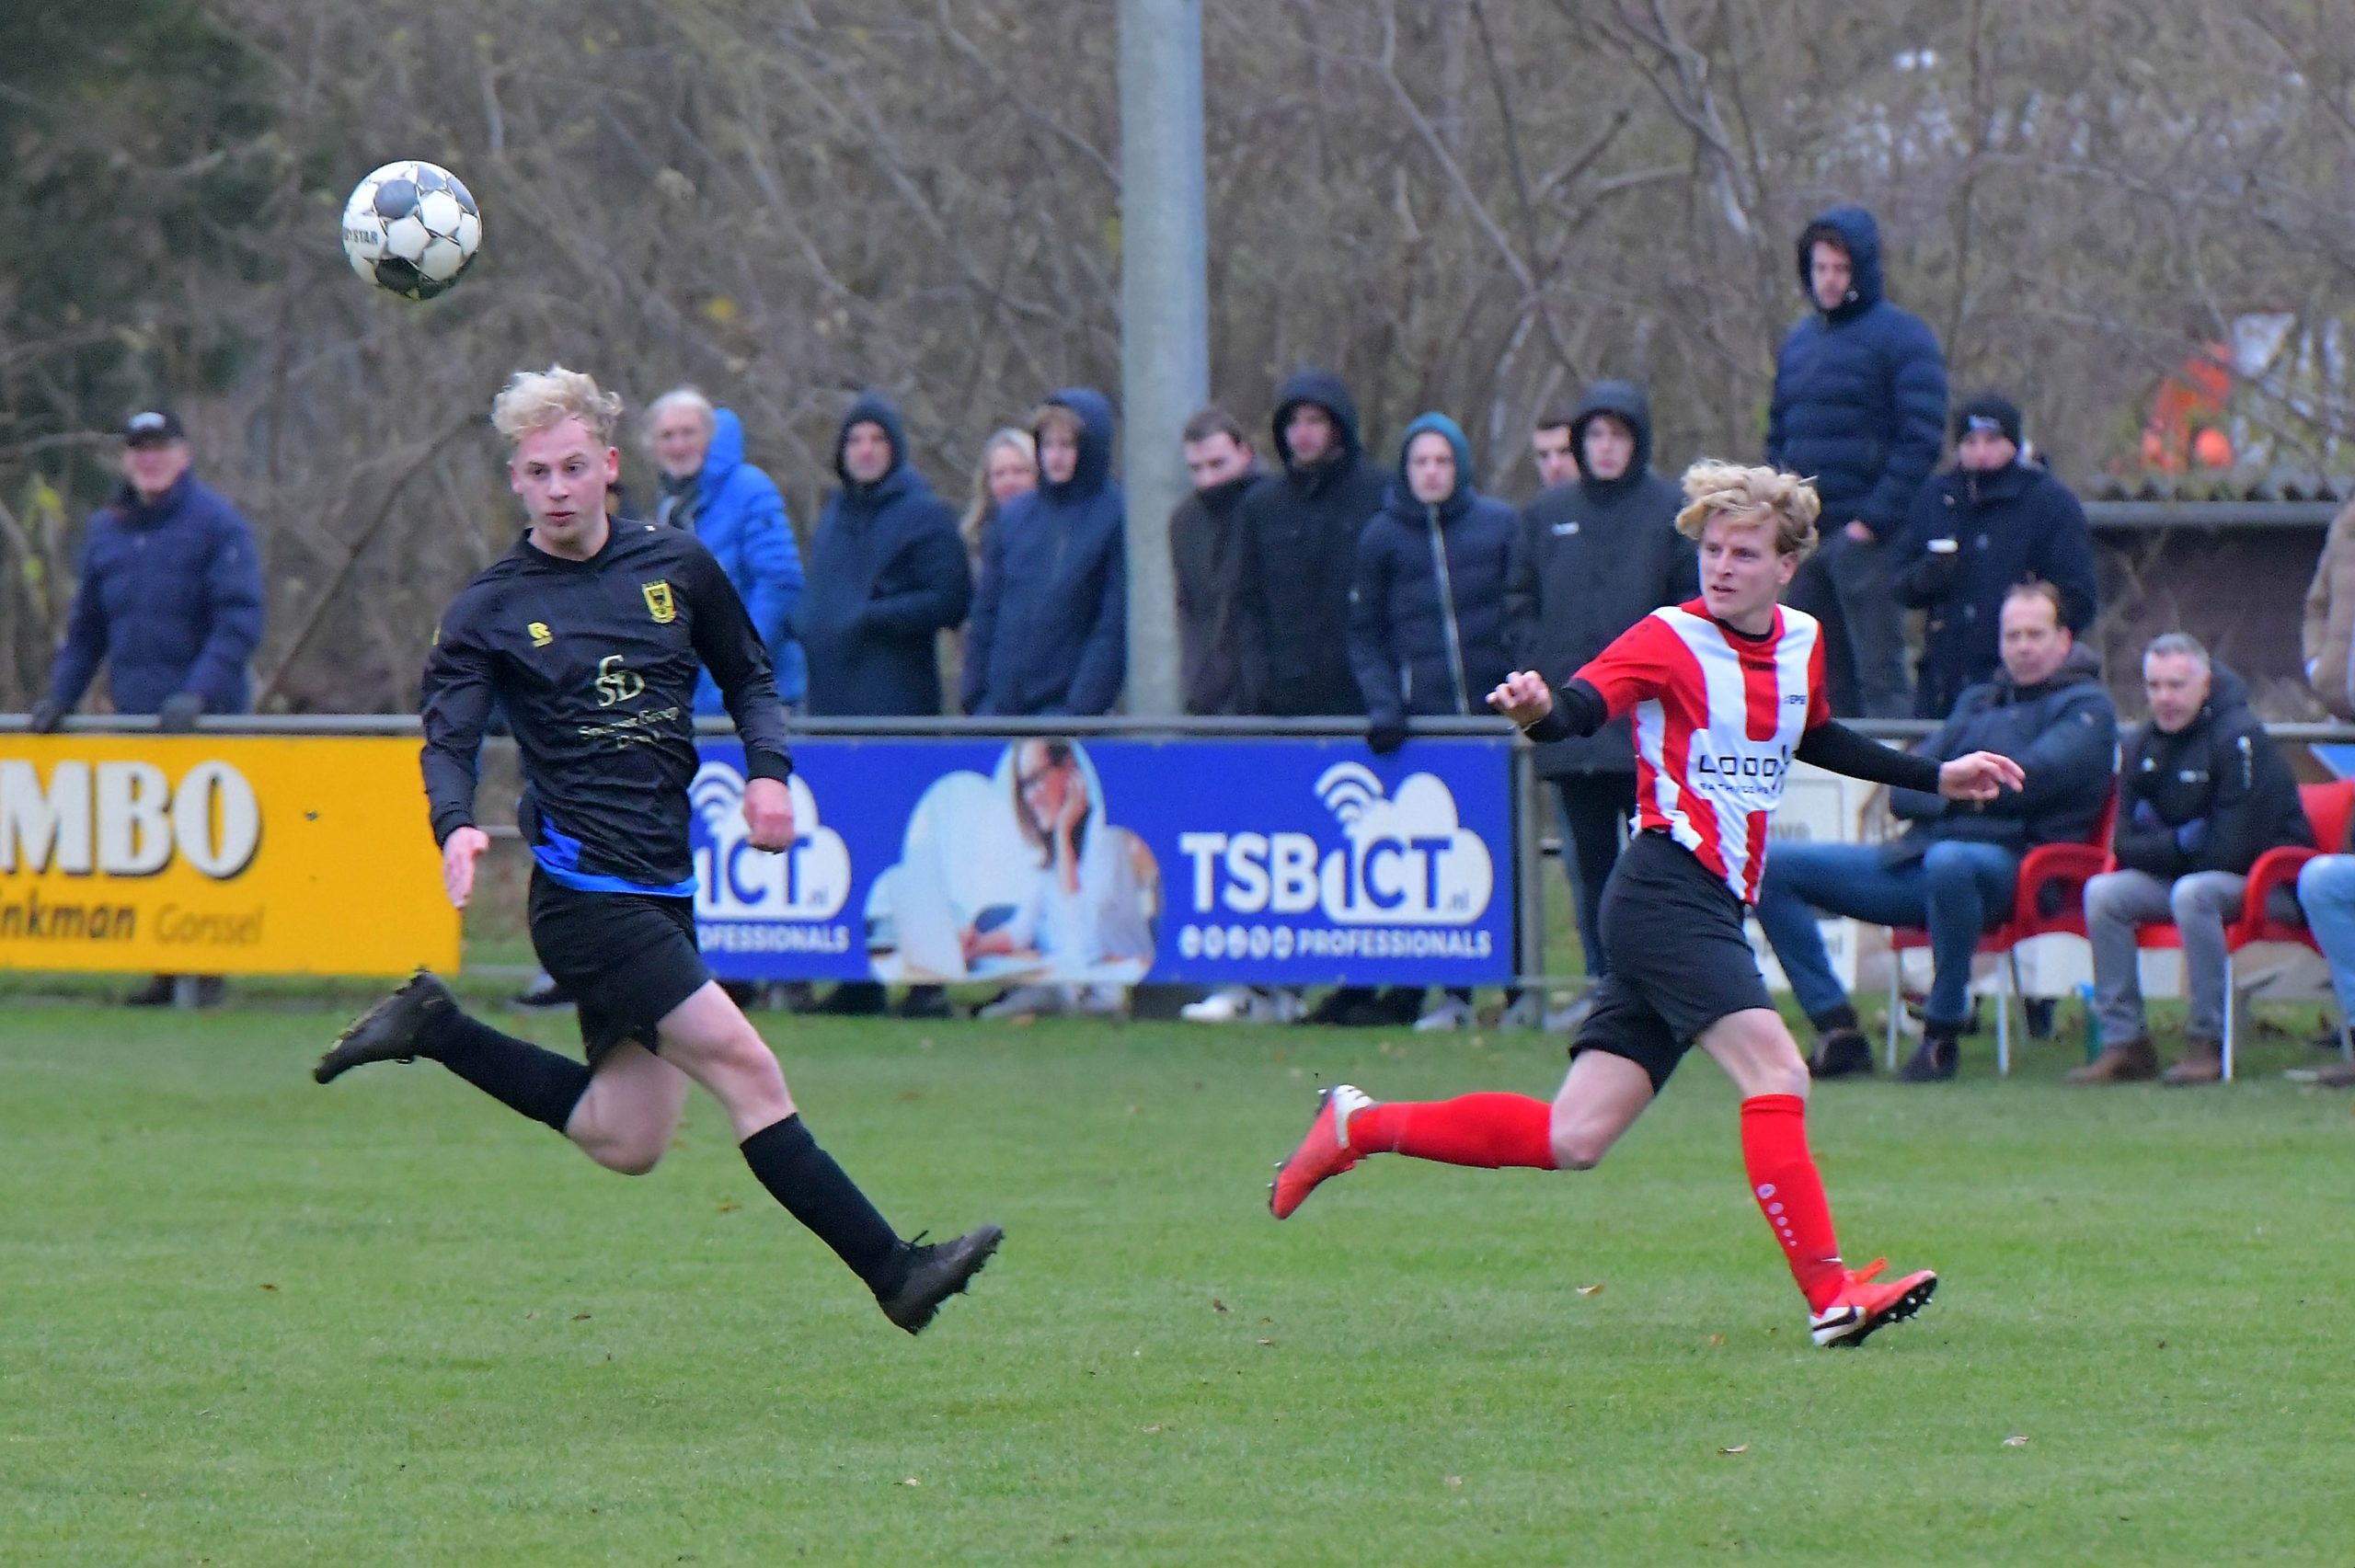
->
[47,471,265,715]
[1765,205,1949,538]
[962,387,1127,716]
[1348,414,1518,728]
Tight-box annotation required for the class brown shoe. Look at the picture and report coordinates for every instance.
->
[2162,1039,2224,1085]
[2067,1037,2160,1083]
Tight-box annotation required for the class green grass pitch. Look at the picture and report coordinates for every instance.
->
[4,993,2351,1563]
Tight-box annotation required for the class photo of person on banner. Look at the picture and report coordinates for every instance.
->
[866,738,1159,1016]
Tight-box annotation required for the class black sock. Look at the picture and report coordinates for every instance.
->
[740,1115,905,1292]
[421,1008,593,1133]
[1812,1003,1862,1036]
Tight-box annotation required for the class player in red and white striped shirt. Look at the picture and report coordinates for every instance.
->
[1270,461,2022,1346]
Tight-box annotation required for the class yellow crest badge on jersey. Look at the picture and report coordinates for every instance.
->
[528,621,553,647]
[642,580,676,624]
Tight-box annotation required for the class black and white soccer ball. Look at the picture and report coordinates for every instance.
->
[340,160,482,300]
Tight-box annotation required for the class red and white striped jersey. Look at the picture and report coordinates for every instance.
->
[1575,599,1828,904]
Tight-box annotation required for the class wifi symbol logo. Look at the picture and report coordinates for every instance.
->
[1314,761,1387,826]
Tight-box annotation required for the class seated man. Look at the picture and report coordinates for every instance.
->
[1758,580,2117,1082]
[2074,634,2312,1085]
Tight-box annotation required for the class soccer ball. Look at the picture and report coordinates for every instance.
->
[341,160,482,300]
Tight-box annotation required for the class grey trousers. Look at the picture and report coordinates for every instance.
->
[2085,867,2296,1044]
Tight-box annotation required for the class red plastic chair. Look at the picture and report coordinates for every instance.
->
[2223,780,2353,1079]
[1883,789,2119,1075]
[2129,779,2355,1082]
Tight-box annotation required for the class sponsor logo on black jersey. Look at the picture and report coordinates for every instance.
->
[594,654,645,707]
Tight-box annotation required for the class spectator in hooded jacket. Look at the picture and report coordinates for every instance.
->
[1231,370,1391,719]
[1767,204,1949,718]
[1224,371,1407,1029]
[1172,406,1261,716]
[1348,413,1519,1033]
[1892,394,2098,719]
[797,391,972,1021]
[2299,495,2355,719]
[799,392,973,721]
[2073,635,2312,1086]
[1505,383,1696,1028]
[644,388,806,713]
[31,407,266,1008]
[1350,413,1517,750]
[963,389,1127,717]
[1758,581,2117,1082]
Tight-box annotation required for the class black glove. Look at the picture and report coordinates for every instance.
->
[156,692,206,733]
[1367,720,1409,756]
[27,698,65,733]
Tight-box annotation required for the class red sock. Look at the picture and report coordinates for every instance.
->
[1350,1093,1557,1170]
[1740,1094,1848,1311]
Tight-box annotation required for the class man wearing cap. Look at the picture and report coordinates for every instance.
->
[1891,393,2100,719]
[29,408,266,1006]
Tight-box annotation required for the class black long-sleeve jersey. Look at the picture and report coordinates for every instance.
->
[420,521,794,895]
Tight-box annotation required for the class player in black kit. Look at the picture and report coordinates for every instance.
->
[316,366,1000,1334]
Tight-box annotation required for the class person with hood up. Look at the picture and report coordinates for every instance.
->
[962,388,1127,717]
[1892,394,2098,719]
[1348,413,1520,1033]
[2074,635,2312,1085]
[798,392,972,720]
[644,389,806,714]
[1232,370,1392,720]
[1766,204,1949,718]
[796,391,973,1020]
[1506,383,1697,1030]
[1756,581,2117,1082]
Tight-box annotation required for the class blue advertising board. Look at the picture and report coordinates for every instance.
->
[687,735,1516,986]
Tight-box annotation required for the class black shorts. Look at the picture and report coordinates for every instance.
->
[1570,831,1775,1093]
[527,870,713,1064]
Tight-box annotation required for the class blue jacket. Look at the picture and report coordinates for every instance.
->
[1886,644,2118,860]
[796,392,971,716]
[1349,414,1519,728]
[48,472,265,715]
[1765,205,1949,539]
[1891,456,2100,718]
[962,387,1126,716]
[688,408,804,713]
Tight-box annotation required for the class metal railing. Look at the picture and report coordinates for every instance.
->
[12,712,2355,993]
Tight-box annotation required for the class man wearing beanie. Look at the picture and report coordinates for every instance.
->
[1892,392,2100,718]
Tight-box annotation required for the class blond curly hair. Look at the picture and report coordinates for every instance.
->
[491,365,624,446]
[1673,460,1821,558]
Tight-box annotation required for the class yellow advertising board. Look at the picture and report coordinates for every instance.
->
[0,737,459,976]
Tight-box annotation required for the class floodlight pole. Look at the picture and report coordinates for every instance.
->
[1117,0,1210,718]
